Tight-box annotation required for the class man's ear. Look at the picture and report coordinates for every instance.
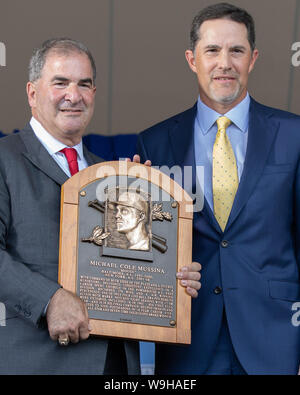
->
[139,212,145,223]
[248,48,259,74]
[26,81,37,108]
[185,50,197,74]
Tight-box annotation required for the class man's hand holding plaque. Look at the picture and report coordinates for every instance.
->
[46,288,91,345]
[177,262,202,298]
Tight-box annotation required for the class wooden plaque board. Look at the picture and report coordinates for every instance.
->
[59,161,193,344]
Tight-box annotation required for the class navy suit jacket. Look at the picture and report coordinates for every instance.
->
[137,98,300,375]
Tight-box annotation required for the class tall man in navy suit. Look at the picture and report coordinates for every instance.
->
[137,3,300,374]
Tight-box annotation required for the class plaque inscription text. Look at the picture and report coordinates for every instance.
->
[79,260,174,321]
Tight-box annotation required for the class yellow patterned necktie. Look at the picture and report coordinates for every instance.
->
[213,116,239,232]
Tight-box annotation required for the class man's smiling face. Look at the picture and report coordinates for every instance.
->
[27,50,96,146]
[185,18,258,114]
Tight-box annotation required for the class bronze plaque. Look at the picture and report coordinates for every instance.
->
[59,161,193,344]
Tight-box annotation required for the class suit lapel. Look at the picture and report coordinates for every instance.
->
[226,98,280,230]
[169,105,196,173]
[20,125,103,185]
[20,124,68,186]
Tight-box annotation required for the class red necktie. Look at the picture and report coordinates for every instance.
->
[60,148,79,176]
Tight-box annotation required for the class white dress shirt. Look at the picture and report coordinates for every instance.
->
[30,117,88,177]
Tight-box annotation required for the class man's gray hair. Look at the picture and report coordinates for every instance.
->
[28,38,96,83]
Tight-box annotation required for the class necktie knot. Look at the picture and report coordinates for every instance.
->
[60,147,79,176]
[217,116,231,132]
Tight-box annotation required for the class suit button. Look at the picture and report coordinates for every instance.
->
[221,240,229,248]
[214,287,222,295]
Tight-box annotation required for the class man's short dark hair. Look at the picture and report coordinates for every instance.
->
[190,2,256,52]
[29,38,96,84]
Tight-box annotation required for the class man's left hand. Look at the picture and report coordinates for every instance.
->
[177,262,202,298]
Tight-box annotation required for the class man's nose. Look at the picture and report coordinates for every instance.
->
[217,50,232,70]
[65,84,82,103]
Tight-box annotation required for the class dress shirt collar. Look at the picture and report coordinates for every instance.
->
[30,116,84,160]
[196,93,250,135]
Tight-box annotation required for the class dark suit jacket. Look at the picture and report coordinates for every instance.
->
[0,125,140,374]
[137,98,300,375]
